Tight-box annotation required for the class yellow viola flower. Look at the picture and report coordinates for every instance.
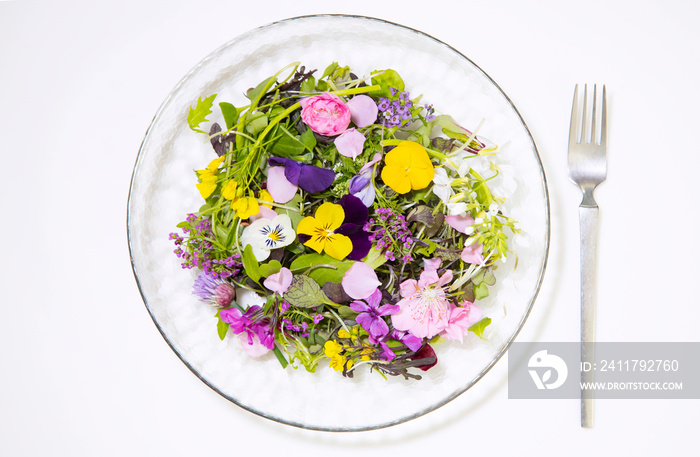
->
[231,195,260,219]
[380,141,435,194]
[195,156,225,199]
[296,202,352,260]
[337,329,352,339]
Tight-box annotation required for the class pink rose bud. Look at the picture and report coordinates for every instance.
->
[300,93,351,136]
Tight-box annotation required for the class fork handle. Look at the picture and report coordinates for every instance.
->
[579,204,599,428]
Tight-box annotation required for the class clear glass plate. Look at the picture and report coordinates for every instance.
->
[127,14,549,431]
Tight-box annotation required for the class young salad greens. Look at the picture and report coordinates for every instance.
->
[169,62,518,380]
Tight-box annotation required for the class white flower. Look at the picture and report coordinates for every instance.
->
[240,214,295,261]
[446,201,468,216]
[433,167,469,216]
[432,167,453,204]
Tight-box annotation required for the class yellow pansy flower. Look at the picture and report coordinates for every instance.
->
[380,141,435,194]
[296,202,352,260]
[195,156,225,199]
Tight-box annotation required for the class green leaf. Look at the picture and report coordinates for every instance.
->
[468,317,492,340]
[370,69,405,97]
[187,94,217,133]
[363,245,387,270]
[242,244,261,283]
[338,305,357,319]
[219,102,238,130]
[214,224,229,245]
[289,253,353,286]
[300,128,317,151]
[321,62,339,79]
[277,193,303,230]
[415,239,438,257]
[246,76,275,103]
[270,131,306,157]
[245,111,268,135]
[284,275,334,308]
[273,347,289,368]
[482,268,496,286]
[215,310,230,341]
[300,76,316,93]
[474,281,489,300]
[259,260,282,278]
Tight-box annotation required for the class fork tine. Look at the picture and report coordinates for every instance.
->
[591,84,598,144]
[569,84,580,147]
[581,84,589,144]
[600,85,607,147]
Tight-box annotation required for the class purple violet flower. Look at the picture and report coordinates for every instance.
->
[349,289,399,343]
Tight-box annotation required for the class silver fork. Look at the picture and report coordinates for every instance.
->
[568,84,607,428]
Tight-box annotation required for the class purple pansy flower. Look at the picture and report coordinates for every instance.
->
[268,157,335,194]
[349,289,399,343]
[335,194,372,261]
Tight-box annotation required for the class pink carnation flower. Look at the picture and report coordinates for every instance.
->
[300,93,351,136]
[391,260,454,339]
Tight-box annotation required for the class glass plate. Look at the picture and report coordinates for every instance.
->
[127,14,549,431]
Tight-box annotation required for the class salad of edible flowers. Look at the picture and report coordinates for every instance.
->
[169,62,519,380]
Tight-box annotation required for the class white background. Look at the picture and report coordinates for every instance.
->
[1,0,699,455]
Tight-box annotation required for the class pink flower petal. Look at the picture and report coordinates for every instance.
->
[423,257,442,272]
[249,206,278,221]
[263,267,293,294]
[461,241,484,265]
[399,279,418,298]
[435,270,454,288]
[266,166,297,203]
[238,333,271,357]
[418,270,440,288]
[334,128,366,159]
[341,262,380,299]
[346,94,378,128]
[359,152,382,174]
[445,214,476,233]
[440,302,483,342]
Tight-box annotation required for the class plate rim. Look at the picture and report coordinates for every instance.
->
[126,13,551,432]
